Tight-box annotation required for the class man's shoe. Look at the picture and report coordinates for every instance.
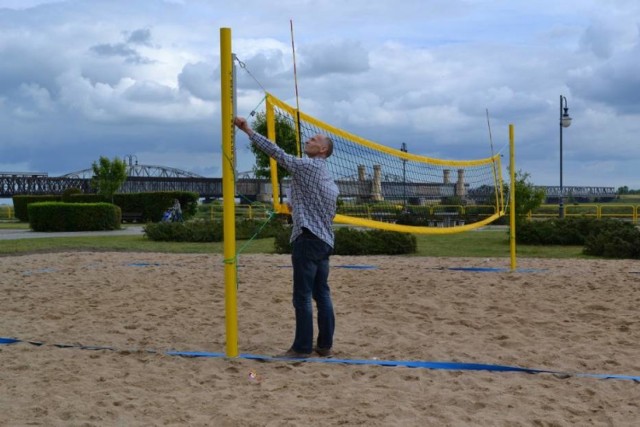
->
[314,347,334,357]
[277,348,312,359]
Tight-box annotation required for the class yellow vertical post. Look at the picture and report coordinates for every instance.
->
[266,97,283,213]
[220,27,238,358]
[509,124,517,271]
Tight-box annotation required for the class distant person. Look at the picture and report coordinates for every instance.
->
[234,116,339,358]
[161,199,183,222]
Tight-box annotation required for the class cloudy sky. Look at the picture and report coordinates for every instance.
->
[1,0,639,190]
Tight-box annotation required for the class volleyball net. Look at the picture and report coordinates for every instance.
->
[262,93,506,234]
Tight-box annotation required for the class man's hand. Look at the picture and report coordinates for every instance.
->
[234,117,253,136]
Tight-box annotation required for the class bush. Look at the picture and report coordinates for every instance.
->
[335,228,417,255]
[396,211,431,226]
[13,195,62,221]
[274,227,417,255]
[516,217,640,259]
[62,187,83,202]
[28,202,120,231]
[273,227,293,253]
[144,219,221,242]
[15,191,199,223]
[516,217,629,245]
[104,191,199,222]
[584,226,640,258]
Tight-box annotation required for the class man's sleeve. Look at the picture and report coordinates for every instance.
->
[250,132,300,173]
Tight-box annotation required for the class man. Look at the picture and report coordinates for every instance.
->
[234,117,339,358]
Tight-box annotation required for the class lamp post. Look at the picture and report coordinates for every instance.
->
[559,95,572,218]
[401,142,408,209]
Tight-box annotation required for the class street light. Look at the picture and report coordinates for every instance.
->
[558,95,571,218]
[401,142,408,209]
[559,95,572,218]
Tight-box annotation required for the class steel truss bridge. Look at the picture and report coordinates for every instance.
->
[1,162,227,199]
[1,170,617,203]
[1,172,446,200]
[536,186,617,202]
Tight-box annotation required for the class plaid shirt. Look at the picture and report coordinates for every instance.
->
[249,132,339,248]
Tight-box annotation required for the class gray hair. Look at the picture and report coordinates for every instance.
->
[324,136,334,158]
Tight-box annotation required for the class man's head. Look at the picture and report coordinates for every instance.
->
[304,134,334,159]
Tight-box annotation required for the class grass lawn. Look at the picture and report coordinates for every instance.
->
[413,230,587,258]
[0,224,588,259]
[0,221,28,229]
[0,234,273,256]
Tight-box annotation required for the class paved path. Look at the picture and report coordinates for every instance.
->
[0,226,145,240]
[0,224,508,241]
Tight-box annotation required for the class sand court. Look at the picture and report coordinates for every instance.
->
[1,252,640,425]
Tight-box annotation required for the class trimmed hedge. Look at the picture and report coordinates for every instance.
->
[274,227,417,255]
[113,191,198,222]
[144,220,221,242]
[516,217,632,245]
[517,217,640,259]
[28,202,121,231]
[13,191,198,222]
[13,195,61,221]
[143,220,418,255]
[584,226,640,258]
[335,228,417,255]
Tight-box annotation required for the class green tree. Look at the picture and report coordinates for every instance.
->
[505,170,546,221]
[250,112,299,180]
[91,156,127,202]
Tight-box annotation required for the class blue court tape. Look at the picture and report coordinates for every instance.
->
[447,267,547,273]
[127,262,163,267]
[2,337,639,382]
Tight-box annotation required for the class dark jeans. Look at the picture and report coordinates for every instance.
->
[290,230,335,354]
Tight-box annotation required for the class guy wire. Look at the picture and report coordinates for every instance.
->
[234,55,267,94]
[486,108,502,212]
[486,108,496,157]
[290,19,303,157]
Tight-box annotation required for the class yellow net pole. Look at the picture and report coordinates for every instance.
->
[220,27,238,358]
[509,124,517,271]
[266,96,284,213]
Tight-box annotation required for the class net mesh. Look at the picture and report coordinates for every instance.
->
[264,93,505,234]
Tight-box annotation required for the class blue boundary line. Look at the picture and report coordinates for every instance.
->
[2,337,638,382]
[447,267,548,273]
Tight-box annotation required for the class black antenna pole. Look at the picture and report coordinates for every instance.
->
[290,19,303,157]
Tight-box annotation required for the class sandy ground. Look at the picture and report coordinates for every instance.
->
[1,252,640,426]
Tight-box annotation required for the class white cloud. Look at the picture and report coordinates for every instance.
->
[0,0,639,189]
[178,62,218,101]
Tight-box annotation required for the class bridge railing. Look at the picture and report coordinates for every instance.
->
[201,203,273,221]
[201,203,500,225]
[527,204,638,224]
